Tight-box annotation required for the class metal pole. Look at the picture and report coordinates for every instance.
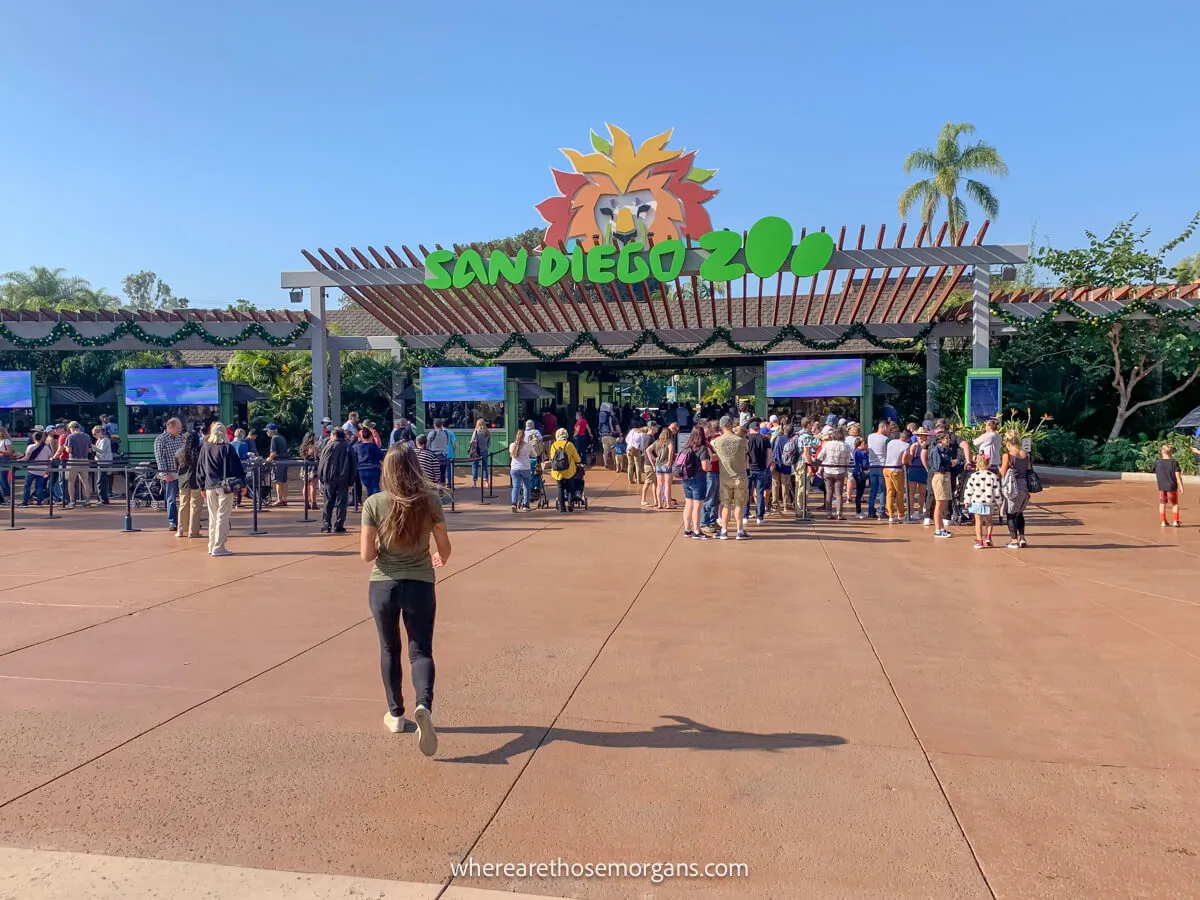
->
[299,460,310,523]
[47,461,56,519]
[6,462,22,531]
[244,462,268,535]
[120,465,140,532]
[972,267,991,369]
[926,328,941,416]
[903,464,911,524]
[310,286,328,431]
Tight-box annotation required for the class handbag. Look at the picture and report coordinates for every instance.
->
[220,446,245,493]
[1025,464,1043,494]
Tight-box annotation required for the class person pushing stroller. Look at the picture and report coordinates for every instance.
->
[548,427,583,513]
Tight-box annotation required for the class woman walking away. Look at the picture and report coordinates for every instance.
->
[355,428,385,498]
[469,419,491,486]
[964,453,1002,549]
[572,411,593,466]
[651,425,675,511]
[549,428,582,513]
[509,426,532,511]
[679,428,709,539]
[175,430,203,539]
[196,422,245,557]
[21,430,51,506]
[816,427,852,520]
[361,444,451,757]
[1000,431,1033,547]
[0,427,13,503]
[851,436,869,518]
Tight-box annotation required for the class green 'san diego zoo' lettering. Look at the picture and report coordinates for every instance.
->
[424,217,835,289]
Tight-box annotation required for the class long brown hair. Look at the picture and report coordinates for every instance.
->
[376,444,438,549]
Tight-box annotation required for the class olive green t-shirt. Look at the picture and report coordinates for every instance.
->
[361,491,445,583]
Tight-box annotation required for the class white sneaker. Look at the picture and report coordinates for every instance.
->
[934,529,952,539]
[889,517,901,524]
[755,517,764,525]
[383,712,412,733]
[923,517,933,527]
[414,704,438,757]
[210,548,234,557]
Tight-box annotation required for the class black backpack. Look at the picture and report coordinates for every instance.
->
[551,445,570,472]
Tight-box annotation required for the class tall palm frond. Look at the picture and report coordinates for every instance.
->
[897,122,1008,236]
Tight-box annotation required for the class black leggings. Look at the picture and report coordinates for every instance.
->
[368,578,436,717]
[853,476,866,513]
[1007,512,1026,539]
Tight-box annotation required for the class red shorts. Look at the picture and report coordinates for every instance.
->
[1160,490,1179,505]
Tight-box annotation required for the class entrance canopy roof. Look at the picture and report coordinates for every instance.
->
[284,221,1030,362]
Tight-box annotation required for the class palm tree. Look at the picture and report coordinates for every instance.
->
[898,122,1008,237]
[0,266,120,311]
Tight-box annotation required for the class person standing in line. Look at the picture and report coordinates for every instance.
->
[0,426,13,504]
[317,427,358,534]
[361,444,451,756]
[62,422,92,508]
[712,416,750,540]
[469,419,491,487]
[298,432,319,509]
[851,435,870,518]
[883,425,911,524]
[640,423,661,507]
[909,428,930,523]
[745,419,772,525]
[1152,444,1184,529]
[425,419,452,486]
[355,427,385,498]
[342,411,361,437]
[175,430,203,539]
[964,453,1002,549]
[926,431,955,538]
[265,423,290,507]
[650,425,675,511]
[624,423,645,485]
[973,418,1003,469]
[413,434,442,488]
[679,427,710,540]
[20,430,51,505]
[865,420,890,520]
[700,421,722,533]
[154,418,184,531]
[770,420,794,517]
[572,411,593,467]
[1000,431,1033,547]
[817,427,852,520]
[90,426,112,505]
[196,423,245,557]
[509,425,532,512]
[229,428,251,508]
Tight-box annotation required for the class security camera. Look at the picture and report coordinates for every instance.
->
[288,289,304,304]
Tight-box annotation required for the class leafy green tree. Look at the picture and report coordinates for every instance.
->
[122,270,188,310]
[0,266,120,311]
[898,122,1008,236]
[1036,213,1200,440]
[226,298,258,313]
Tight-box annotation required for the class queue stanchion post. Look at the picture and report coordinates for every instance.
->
[297,460,311,523]
[448,458,456,512]
[903,465,911,525]
[120,465,140,532]
[244,462,268,535]
[795,459,813,524]
[488,451,495,499]
[6,463,22,531]
[47,462,56,519]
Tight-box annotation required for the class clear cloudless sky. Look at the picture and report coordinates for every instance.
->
[2,0,1198,308]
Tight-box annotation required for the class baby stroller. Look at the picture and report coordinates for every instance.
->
[570,467,589,511]
[529,466,549,510]
[949,469,974,526]
[130,462,165,509]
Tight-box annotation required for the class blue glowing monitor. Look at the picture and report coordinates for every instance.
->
[0,371,33,409]
[124,368,220,406]
[421,367,505,402]
[766,359,864,397]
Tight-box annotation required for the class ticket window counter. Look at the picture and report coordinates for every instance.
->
[421,401,506,458]
[769,397,862,424]
[122,404,221,458]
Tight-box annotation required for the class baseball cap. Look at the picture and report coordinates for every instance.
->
[320,417,332,424]
[768,414,779,423]
[266,423,278,432]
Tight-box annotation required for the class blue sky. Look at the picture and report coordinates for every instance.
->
[2,0,1197,308]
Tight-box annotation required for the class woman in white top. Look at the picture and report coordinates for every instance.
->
[91,425,113,505]
[0,427,12,503]
[509,426,532,512]
[973,419,1002,469]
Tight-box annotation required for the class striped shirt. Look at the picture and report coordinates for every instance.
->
[154,431,184,474]
[414,447,442,484]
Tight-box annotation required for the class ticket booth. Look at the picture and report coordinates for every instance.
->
[118,367,234,457]
[414,366,513,460]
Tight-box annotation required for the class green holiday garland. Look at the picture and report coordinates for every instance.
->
[0,319,310,350]
[991,296,1200,327]
[396,322,935,365]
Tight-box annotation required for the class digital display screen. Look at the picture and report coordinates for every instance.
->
[967,376,1002,424]
[421,367,505,402]
[765,359,864,397]
[124,368,220,406]
[0,371,34,409]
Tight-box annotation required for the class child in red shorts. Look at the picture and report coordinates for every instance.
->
[1154,445,1184,527]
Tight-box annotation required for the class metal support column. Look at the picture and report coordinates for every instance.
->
[329,347,342,427]
[390,348,405,425]
[972,267,991,369]
[310,287,328,430]
[925,329,941,415]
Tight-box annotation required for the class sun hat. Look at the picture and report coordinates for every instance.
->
[320,416,332,424]
[915,427,930,436]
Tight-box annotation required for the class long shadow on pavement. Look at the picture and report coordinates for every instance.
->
[438,715,847,765]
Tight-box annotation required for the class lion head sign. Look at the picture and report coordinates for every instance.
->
[535,124,717,250]
[423,126,834,291]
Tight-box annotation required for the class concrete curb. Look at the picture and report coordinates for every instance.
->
[1040,465,1200,486]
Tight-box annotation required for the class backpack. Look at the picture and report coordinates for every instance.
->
[781,436,802,468]
[598,410,612,436]
[551,445,571,472]
[671,448,699,479]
